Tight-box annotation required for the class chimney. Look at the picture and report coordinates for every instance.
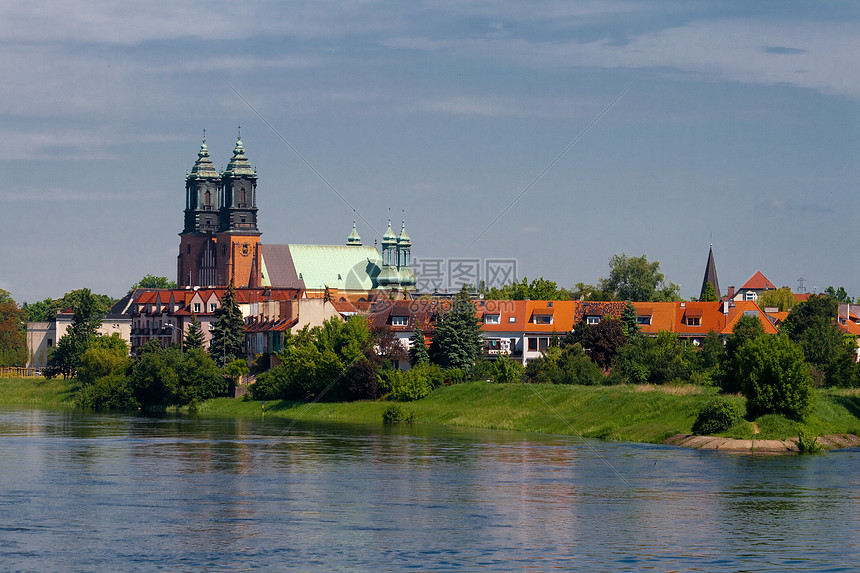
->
[727,286,735,299]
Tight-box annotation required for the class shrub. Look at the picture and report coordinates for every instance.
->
[795,427,822,454]
[378,363,444,401]
[382,404,415,424]
[692,400,742,435]
[738,335,814,420]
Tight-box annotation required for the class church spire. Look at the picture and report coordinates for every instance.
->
[347,220,362,246]
[700,244,720,300]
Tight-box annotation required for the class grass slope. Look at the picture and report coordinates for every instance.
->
[3,376,860,443]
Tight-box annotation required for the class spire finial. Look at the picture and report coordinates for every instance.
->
[202,128,206,144]
[237,124,241,140]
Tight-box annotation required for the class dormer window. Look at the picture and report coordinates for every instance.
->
[586,316,600,325]
[636,316,652,325]
[391,316,408,327]
[194,303,201,313]
[686,317,701,326]
[484,314,500,325]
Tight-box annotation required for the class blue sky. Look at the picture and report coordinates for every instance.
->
[1,1,858,303]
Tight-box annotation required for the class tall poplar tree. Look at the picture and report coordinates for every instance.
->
[209,282,245,367]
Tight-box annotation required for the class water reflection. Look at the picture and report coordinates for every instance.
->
[1,407,859,571]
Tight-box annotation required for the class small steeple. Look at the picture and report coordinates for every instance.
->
[700,244,721,300]
[347,220,362,246]
[382,218,397,247]
[223,130,255,177]
[397,219,411,246]
[187,133,219,180]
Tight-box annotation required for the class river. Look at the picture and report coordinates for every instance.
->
[0,407,858,571]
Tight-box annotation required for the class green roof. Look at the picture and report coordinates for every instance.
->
[260,244,382,290]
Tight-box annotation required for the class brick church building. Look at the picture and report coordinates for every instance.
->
[176,134,415,301]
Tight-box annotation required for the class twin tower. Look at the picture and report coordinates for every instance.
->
[177,136,262,288]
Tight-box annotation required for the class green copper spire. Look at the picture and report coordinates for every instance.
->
[397,219,411,246]
[187,135,219,180]
[382,218,397,247]
[223,133,255,177]
[347,220,362,246]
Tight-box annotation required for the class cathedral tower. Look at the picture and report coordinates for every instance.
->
[215,133,262,287]
[178,137,221,287]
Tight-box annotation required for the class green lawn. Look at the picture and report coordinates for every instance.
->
[3,376,859,443]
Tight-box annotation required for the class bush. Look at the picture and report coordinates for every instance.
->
[795,427,822,454]
[378,363,444,401]
[382,404,415,424]
[692,400,742,435]
[738,335,814,420]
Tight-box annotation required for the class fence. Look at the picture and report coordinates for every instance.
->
[0,367,43,378]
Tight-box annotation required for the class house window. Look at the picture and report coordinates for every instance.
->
[538,337,549,351]
[47,339,53,347]
[547,302,553,307]
[510,338,517,351]
[533,315,552,325]
[636,316,651,325]
[484,314,500,324]
[587,316,600,325]
[508,316,516,323]
[210,303,217,312]
[744,291,756,301]
[528,338,538,351]
[686,317,701,326]
[391,316,408,327]
[194,303,201,313]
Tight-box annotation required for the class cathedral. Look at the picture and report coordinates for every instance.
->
[177,135,415,300]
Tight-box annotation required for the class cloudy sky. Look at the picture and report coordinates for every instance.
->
[1,1,858,303]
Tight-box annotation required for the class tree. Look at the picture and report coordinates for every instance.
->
[480,277,573,300]
[620,301,641,337]
[798,318,858,388]
[429,284,484,370]
[757,287,796,312]
[824,286,853,304]
[209,281,245,367]
[183,314,205,351]
[583,317,626,370]
[0,291,27,366]
[408,323,430,366]
[717,315,766,393]
[780,294,839,341]
[738,335,814,420]
[700,282,718,302]
[599,253,681,302]
[130,274,178,291]
[46,288,104,378]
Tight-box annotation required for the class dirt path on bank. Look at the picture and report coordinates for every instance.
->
[663,433,860,453]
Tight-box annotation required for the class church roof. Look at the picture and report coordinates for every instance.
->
[187,140,219,180]
[260,244,382,291]
[700,245,720,299]
[223,137,256,178]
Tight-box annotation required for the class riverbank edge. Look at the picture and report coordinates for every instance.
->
[663,432,860,453]
[3,377,860,448]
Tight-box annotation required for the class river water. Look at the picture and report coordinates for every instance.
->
[1,407,859,572]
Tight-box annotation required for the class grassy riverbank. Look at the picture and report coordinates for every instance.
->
[3,376,860,443]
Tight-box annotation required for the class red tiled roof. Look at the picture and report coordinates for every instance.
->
[741,271,775,291]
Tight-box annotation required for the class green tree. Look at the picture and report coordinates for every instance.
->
[0,291,27,366]
[130,274,178,291]
[700,282,718,302]
[480,277,573,300]
[780,294,839,341]
[599,253,681,302]
[183,314,205,351]
[209,281,245,367]
[621,301,641,336]
[738,334,814,420]
[716,315,766,393]
[524,343,603,385]
[46,289,104,378]
[798,318,858,388]
[824,286,853,304]
[429,285,484,370]
[408,323,430,366]
[757,287,796,312]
